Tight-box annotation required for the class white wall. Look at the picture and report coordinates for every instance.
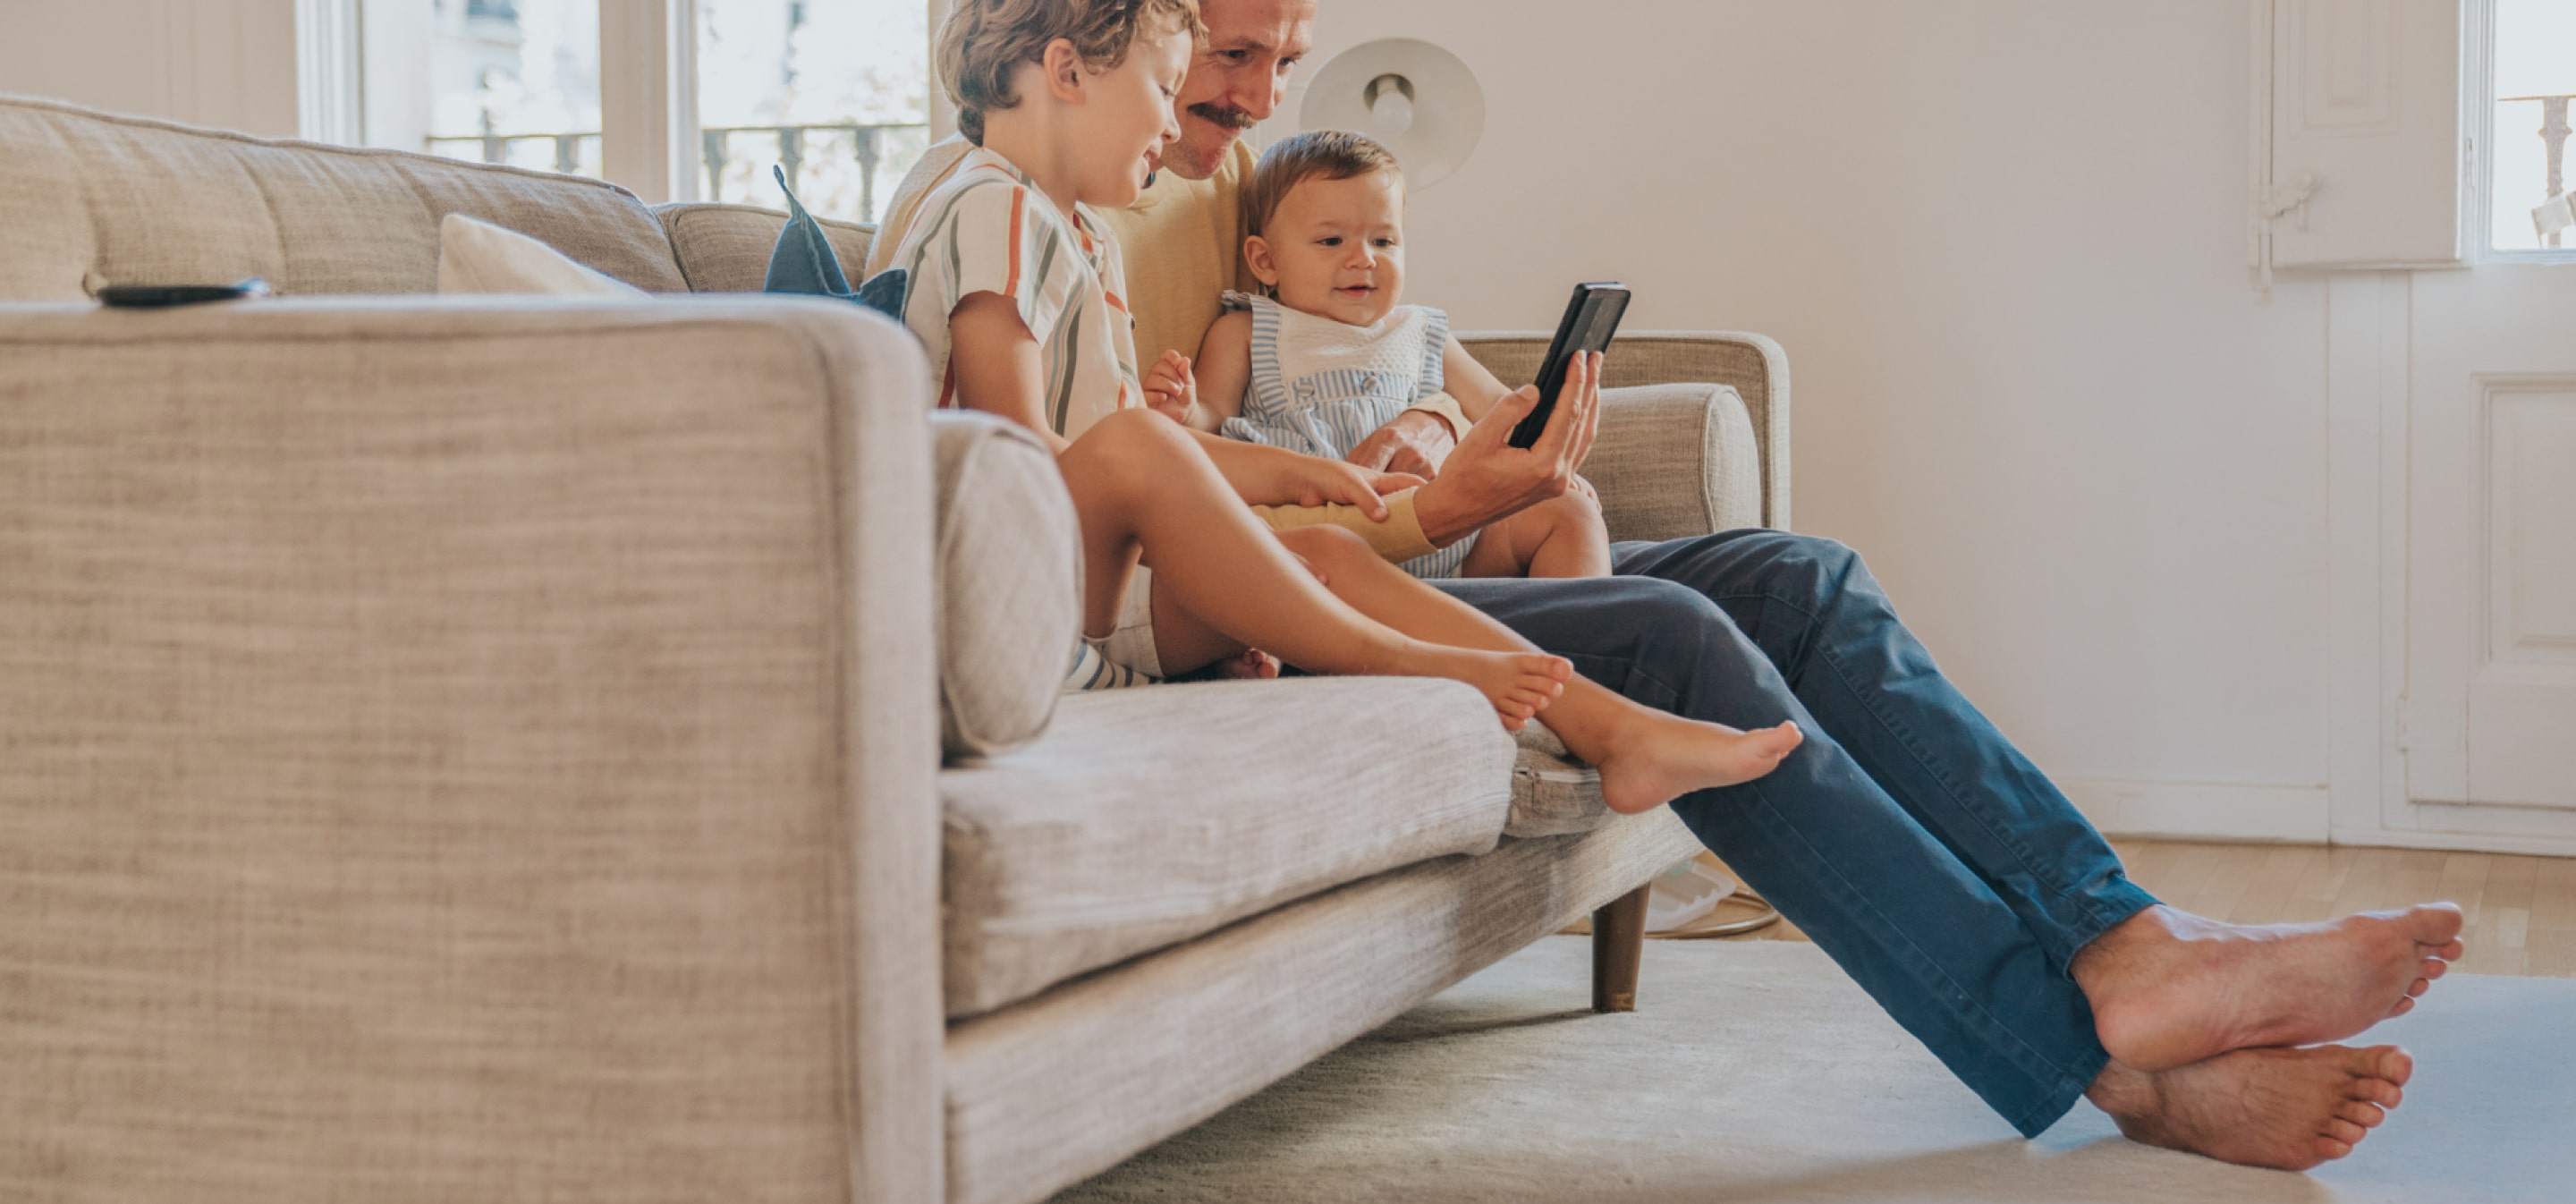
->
[0,0,2343,837]
[1292,1,2336,832]
[0,0,299,138]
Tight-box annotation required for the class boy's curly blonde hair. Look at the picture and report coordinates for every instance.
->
[936,0,1209,146]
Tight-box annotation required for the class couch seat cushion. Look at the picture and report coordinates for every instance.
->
[939,677,1518,1019]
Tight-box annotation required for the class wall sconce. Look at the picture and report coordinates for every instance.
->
[1298,38,1485,190]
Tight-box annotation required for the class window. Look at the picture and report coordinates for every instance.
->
[2485,0,2575,251]
[360,0,605,178]
[334,0,932,221]
[694,0,931,221]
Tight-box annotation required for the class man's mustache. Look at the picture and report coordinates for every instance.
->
[1188,103,1258,131]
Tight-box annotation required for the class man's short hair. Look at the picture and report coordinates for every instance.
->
[936,0,1209,146]
[1242,130,1403,238]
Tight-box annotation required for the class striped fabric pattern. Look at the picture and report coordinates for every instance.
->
[1065,640,1153,692]
[1219,292,1474,579]
[886,146,1157,693]
[889,147,1141,444]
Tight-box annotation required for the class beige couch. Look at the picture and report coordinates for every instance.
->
[0,95,1791,1204]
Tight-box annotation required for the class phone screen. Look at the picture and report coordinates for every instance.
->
[1509,283,1631,448]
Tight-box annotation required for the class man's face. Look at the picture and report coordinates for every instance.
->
[1163,0,1317,180]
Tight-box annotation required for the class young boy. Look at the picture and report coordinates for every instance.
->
[886,0,1803,812]
[1147,131,1611,584]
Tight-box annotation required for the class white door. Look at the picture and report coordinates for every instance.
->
[2385,0,2576,843]
[2400,264,2576,840]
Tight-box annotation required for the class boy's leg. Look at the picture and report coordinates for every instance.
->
[1610,530,2159,976]
[1055,414,1561,720]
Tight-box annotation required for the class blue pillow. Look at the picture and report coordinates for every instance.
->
[764,165,909,322]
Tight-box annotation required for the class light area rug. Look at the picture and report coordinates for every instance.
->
[1053,936,2572,1203]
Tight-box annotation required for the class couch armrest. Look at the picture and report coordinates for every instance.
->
[1458,331,1792,531]
[0,297,941,1203]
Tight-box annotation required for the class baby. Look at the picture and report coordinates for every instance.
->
[1147,131,1610,583]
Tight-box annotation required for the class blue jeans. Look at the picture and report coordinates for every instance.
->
[1431,529,2161,1138]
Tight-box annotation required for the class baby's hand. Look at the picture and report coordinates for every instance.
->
[1142,350,1197,424]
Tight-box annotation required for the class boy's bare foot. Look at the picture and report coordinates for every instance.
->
[1394,646,1571,732]
[2087,1043,2411,1171]
[2072,903,2466,1073]
[1589,713,1805,814]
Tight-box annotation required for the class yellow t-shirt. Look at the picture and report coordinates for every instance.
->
[869,137,1454,562]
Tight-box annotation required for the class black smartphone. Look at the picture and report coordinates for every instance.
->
[96,277,270,309]
[1508,282,1631,449]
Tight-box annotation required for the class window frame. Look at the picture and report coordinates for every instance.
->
[2464,0,2576,265]
[298,0,948,207]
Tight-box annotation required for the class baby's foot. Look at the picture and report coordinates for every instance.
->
[1592,713,1803,814]
[1216,648,1282,680]
[1398,646,1571,732]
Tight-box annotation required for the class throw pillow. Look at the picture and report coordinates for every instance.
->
[763,165,909,321]
[436,213,646,297]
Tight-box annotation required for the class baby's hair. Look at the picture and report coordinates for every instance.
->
[1242,131,1403,239]
[936,0,1208,146]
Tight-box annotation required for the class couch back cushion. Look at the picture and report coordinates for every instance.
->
[655,203,876,293]
[0,94,688,301]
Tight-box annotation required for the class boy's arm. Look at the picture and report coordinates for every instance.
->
[948,293,1072,454]
[1184,309,1255,431]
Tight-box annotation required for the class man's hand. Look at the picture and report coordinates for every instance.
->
[1142,350,1197,425]
[1411,351,1605,546]
[1346,410,1457,479]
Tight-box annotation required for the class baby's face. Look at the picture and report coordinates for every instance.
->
[1251,169,1406,326]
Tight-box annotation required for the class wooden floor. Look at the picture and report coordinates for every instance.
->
[1683,840,2576,979]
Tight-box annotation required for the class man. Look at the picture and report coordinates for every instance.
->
[875,0,2469,1171]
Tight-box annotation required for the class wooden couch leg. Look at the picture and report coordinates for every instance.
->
[1591,883,1650,1013]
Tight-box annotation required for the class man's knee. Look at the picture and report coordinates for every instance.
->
[1729,531,1873,610]
[1589,574,1753,657]
[1573,575,1778,707]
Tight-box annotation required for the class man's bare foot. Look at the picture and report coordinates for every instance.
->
[1393,645,1570,731]
[2072,903,2465,1072]
[1588,712,1805,814]
[2086,1043,2411,1171]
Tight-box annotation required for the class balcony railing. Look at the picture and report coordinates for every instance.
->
[423,120,929,224]
[2502,92,2573,248]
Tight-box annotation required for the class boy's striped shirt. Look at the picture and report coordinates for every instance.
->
[888,146,1141,442]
